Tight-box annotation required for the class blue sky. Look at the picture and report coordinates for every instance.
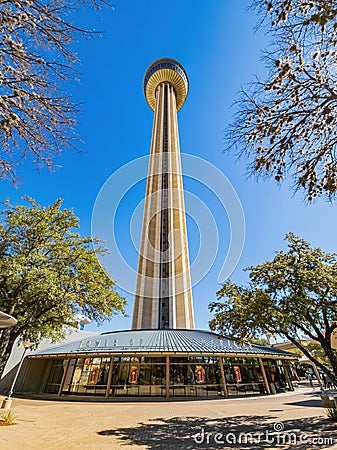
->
[3,1,337,333]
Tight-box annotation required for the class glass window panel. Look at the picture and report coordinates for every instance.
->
[139,365,150,385]
[44,359,66,393]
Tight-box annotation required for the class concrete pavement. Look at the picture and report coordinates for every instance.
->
[1,387,336,449]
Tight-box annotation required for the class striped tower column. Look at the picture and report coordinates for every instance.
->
[132,58,195,330]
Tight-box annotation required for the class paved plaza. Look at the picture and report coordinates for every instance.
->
[1,386,336,449]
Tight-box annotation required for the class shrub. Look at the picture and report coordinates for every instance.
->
[325,405,337,422]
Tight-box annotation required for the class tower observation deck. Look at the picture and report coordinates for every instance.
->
[132,58,195,330]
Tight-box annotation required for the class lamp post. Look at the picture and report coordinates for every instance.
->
[1,342,34,410]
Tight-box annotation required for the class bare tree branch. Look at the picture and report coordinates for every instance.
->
[228,0,337,201]
[0,0,111,184]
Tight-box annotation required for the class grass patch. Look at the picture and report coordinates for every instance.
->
[0,409,17,426]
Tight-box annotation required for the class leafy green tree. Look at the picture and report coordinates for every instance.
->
[0,198,126,377]
[227,1,337,200]
[307,343,331,366]
[0,0,111,184]
[209,233,337,383]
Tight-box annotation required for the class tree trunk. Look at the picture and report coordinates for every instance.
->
[0,328,19,379]
[320,341,337,384]
[285,332,337,384]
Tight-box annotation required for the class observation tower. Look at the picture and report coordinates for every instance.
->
[132,58,194,330]
[10,59,296,400]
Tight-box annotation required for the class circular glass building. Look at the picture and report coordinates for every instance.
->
[16,329,296,399]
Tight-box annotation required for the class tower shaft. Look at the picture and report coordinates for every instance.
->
[132,81,194,330]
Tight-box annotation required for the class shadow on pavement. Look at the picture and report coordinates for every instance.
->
[97,415,336,449]
[284,399,323,408]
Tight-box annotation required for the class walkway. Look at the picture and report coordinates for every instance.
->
[1,387,336,449]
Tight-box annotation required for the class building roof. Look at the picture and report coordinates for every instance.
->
[2,329,99,377]
[0,311,17,329]
[31,329,296,359]
[272,340,317,351]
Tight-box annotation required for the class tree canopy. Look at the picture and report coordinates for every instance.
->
[209,233,337,383]
[227,0,337,201]
[0,197,126,377]
[0,0,110,184]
